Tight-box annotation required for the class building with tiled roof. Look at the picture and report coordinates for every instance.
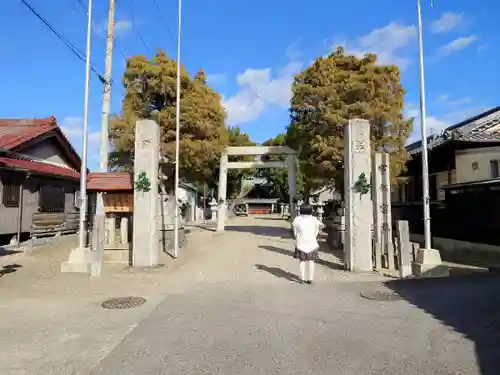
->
[0,116,82,239]
[393,106,500,204]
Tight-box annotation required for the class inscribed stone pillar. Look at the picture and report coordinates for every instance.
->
[344,119,373,272]
[105,217,115,245]
[396,220,412,278]
[372,153,383,269]
[380,152,395,273]
[120,217,128,244]
[216,152,228,231]
[287,155,297,219]
[132,119,160,268]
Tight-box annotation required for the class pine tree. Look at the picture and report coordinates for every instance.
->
[109,51,228,191]
[286,47,413,190]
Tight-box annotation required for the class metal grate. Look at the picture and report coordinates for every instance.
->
[101,296,146,309]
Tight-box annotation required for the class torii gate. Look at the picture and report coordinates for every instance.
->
[216,146,297,231]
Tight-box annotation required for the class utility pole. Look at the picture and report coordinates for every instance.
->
[417,0,432,250]
[77,0,93,251]
[100,0,115,171]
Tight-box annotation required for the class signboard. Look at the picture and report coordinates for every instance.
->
[103,193,133,213]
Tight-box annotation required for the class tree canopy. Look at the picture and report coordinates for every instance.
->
[260,134,305,202]
[286,47,413,190]
[226,126,256,199]
[109,51,228,190]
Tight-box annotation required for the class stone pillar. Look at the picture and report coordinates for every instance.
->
[105,217,115,245]
[344,119,373,272]
[120,217,128,245]
[132,119,160,268]
[216,152,228,231]
[396,220,412,278]
[371,153,383,270]
[209,198,217,221]
[380,152,395,273]
[271,203,275,214]
[287,155,297,219]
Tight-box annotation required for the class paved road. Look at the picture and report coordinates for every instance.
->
[86,217,500,375]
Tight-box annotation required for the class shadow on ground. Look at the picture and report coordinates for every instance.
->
[225,226,291,239]
[255,264,299,282]
[385,274,500,375]
[0,247,22,257]
[259,245,344,270]
[0,264,22,278]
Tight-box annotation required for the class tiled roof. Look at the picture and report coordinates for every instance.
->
[407,107,500,155]
[87,172,133,191]
[0,117,58,150]
[0,157,80,180]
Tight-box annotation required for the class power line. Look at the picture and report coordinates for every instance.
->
[150,0,177,44]
[70,0,128,62]
[130,0,151,53]
[19,0,105,82]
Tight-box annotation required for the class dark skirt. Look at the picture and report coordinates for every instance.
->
[293,248,318,261]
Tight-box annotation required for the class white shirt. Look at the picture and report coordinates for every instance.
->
[292,215,324,253]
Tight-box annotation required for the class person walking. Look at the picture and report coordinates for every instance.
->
[292,204,325,284]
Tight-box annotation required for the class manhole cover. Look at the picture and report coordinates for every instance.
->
[360,291,402,301]
[101,296,146,309]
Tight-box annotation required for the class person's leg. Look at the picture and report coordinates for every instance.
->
[307,260,315,283]
[299,260,306,282]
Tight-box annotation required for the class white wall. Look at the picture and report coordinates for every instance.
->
[455,146,500,183]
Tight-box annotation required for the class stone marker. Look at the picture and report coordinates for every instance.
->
[132,119,160,268]
[380,152,395,274]
[371,153,383,270]
[396,220,412,278]
[344,119,373,272]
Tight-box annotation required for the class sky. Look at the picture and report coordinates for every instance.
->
[1,0,498,170]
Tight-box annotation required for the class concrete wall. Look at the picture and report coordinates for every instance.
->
[455,146,500,183]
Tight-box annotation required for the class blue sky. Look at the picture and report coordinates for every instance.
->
[1,0,498,170]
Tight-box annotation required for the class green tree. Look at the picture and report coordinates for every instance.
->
[286,47,413,192]
[109,51,228,191]
[260,134,305,202]
[226,126,256,199]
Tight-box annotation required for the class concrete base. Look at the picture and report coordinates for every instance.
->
[103,247,131,264]
[412,248,450,277]
[60,247,95,274]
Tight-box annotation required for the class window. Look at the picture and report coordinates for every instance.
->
[39,184,65,212]
[2,182,20,208]
[490,160,499,178]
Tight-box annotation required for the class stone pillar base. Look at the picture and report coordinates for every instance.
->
[412,248,450,277]
[60,247,95,274]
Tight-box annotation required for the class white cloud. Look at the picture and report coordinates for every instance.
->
[285,39,302,61]
[114,20,133,35]
[430,12,464,34]
[334,22,417,70]
[222,61,303,125]
[61,116,100,169]
[440,35,478,54]
[94,19,132,38]
[405,104,450,144]
[206,73,227,87]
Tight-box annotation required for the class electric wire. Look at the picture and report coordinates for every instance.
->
[19,0,106,82]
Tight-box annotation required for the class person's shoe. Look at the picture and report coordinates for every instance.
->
[298,279,305,284]
[306,280,314,285]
